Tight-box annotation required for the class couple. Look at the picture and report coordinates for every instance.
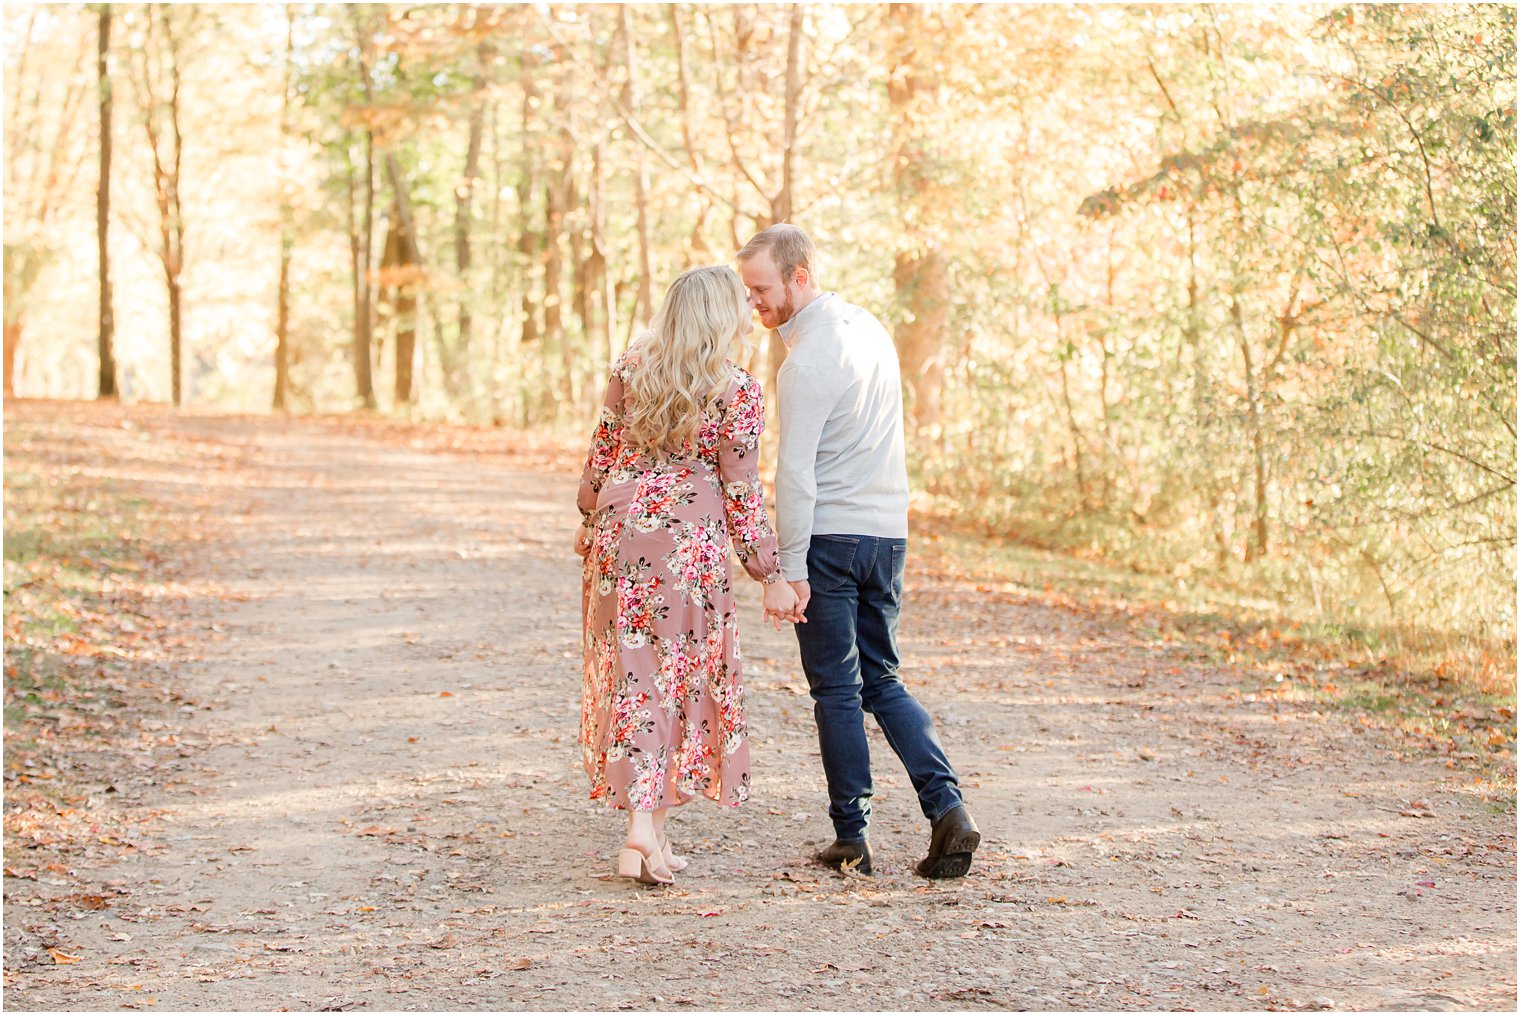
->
[574,225,979,886]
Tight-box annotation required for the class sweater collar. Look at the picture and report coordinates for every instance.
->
[776,292,835,349]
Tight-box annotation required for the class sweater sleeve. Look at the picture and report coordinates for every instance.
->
[775,361,836,582]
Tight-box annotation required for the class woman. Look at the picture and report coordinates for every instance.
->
[575,265,800,886]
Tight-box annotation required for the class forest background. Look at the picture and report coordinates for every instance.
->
[4,2,1515,691]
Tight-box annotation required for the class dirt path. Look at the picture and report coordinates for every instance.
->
[5,408,1515,1011]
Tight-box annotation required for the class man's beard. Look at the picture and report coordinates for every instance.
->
[768,289,798,328]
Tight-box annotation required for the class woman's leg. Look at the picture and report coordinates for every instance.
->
[650,807,688,870]
[626,809,660,853]
[618,808,674,884]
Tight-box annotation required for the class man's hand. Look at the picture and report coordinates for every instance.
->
[574,523,594,558]
[762,579,801,631]
[789,579,811,620]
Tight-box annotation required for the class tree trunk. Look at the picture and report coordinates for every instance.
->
[1053,301,1090,510]
[887,2,948,434]
[892,249,948,429]
[516,71,540,347]
[545,170,571,404]
[3,322,21,398]
[383,154,422,406]
[1232,293,1270,562]
[348,9,377,409]
[138,5,187,407]
[589,139,614,366]
[1229,191,1270,563]
[619,5,653,324]
[168,275,183,406]
[96,5,116,400]
[777,3,803,225]
[272,4,293,410]
[275,243,291,410]
[669,4,712,259]
[454,46,486,394]
[544,40,578,409]
[1183,208,1232,564]
[7,12,92,398]
[763,4,807,394]
[385,215,418,408]
[351,133,376,409]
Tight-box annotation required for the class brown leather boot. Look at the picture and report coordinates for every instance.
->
[815,839,873,875]
[915,805,980,879]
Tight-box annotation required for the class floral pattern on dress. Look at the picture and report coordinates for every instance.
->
[615,556,667,650]
[576,344,779,811]
[664,515,731,611]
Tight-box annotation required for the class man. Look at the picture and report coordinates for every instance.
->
[737,224,980,879]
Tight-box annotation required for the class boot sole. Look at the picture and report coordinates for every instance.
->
[919,828,981,879]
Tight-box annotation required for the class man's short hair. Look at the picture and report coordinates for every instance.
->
[737,224,819,287]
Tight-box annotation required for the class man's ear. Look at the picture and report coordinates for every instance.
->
[794,268,810,289]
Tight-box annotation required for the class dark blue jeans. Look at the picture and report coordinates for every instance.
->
[794,534,963,842]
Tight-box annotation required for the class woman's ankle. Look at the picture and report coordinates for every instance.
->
[625,812,659,853]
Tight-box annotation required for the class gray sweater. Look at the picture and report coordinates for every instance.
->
[775,292,910,581]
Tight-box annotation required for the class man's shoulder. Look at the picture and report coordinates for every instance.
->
[821,292,879,319]
[814,295,889,341]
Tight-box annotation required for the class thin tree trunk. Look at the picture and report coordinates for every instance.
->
[394,281,417,407]
[7,12,91,397]
[544,40,577,409]
[619,6,653,323]
[356,131,376,408]
[1099,222,1118,507]
[384,154,422,406]
[1233,293,1270,562]
[544,181,565,348]
[167,276,183,405]
[763,4,806,393]
[272,4,293,410]
[777,3,803,224]
[1228,190,1270,563]
[379,206,419,408]
[669,4,712,258]
[516,70,540,347]
[1184,208,1231,564]
[138,5,187,406]
[96,5,116,399]
[275,242,291,409]
[590,140,614,366]
[569,172,591,336]
[3,323,21,397]
[545,169,570,402]
[1055,305,1090,511]
[167,10,185,407]
[887,3,947,434]
[454,45,486,395]
[348,9,377,409]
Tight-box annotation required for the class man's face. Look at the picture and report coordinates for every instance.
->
[740,250,802,330]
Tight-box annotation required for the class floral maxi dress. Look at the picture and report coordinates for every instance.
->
[577,347,782,811]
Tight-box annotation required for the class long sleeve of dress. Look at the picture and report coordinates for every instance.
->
[717,374,783,584]
[577,364,628,521]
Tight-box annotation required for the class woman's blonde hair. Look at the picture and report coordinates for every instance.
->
[623,265,748,456]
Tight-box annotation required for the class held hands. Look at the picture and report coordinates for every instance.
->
[574,522,594,558]
[763,578,809,631]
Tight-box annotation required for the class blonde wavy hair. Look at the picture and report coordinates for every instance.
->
[623,265,748,456]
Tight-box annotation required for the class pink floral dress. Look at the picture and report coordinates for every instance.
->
[577,346,782,811]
